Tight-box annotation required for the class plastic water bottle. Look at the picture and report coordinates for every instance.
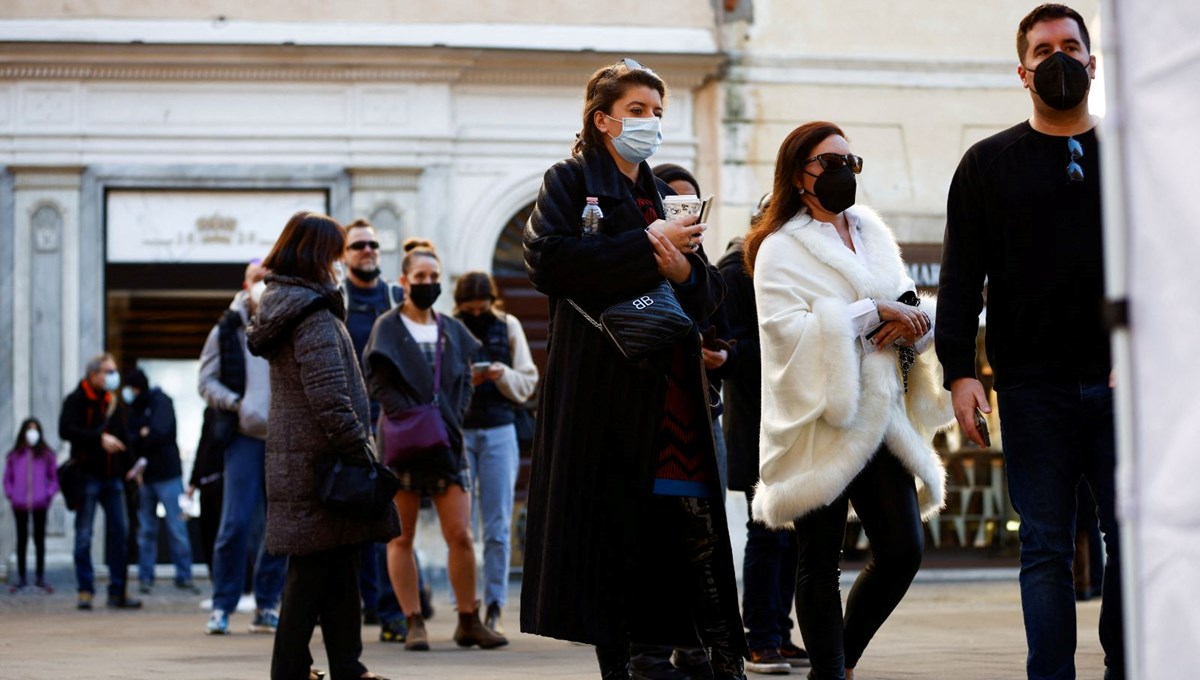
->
[581,197,603,235]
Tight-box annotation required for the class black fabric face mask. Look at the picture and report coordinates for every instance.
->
[460,310,496,339]
[808,166,857,214]
[409,283,441,310]
[350,266,381,282]
[1030,51,1091,111]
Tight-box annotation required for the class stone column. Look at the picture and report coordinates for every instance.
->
[7,167,85,579]
[348,169,421,282]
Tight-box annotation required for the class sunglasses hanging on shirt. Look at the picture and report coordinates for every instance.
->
[1066,137,1084,183]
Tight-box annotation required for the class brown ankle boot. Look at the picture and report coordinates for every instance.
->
[404,614,430,651]
[453,601,508,649]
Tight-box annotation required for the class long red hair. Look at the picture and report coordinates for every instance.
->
[743,121,845,275]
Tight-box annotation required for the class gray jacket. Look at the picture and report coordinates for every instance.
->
[245,274,400,555]
[197,291,271,440]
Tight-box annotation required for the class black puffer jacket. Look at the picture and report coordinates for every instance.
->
[125,388,183,483]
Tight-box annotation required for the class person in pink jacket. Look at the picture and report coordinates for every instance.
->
[4,418,59,592]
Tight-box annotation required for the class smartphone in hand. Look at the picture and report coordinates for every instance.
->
[698,195,715,224]
[974,408,991,448]
[472,361,492,375]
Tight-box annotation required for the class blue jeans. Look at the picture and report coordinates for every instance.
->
[358,541,381,613]
[712,415,728,500]
[137,476,193,586]
[211,435,288,613]
[998,380,1125,680]
[743,490,798,651]
[74,476,129,597]
[464,423,519,608]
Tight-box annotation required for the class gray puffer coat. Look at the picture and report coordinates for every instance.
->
[247,273,401,556]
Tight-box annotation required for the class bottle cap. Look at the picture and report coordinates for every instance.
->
[586,197,599,204]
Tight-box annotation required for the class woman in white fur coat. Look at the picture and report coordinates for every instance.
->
[744,122,953,680]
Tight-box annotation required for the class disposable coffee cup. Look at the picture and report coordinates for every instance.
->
[662,194,702,221]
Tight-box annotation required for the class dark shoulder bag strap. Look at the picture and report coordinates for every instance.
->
[432,314,443,405]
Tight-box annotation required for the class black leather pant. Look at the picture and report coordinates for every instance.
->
[596,495,744,679]
[794,449,924,680]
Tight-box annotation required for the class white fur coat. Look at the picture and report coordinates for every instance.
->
[752,206,953,529]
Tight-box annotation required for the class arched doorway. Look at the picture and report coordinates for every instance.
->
[491,201,548,373]
[490,201,545,571]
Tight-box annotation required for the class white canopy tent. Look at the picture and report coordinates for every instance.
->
[1101,2,1200,678]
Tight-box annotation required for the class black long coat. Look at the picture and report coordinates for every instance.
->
[717,237,764,493]
[519,146,745,651]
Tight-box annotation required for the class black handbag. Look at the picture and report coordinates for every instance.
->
[567,280,694,362]
[317,448,400,519]
[56,458,87,512]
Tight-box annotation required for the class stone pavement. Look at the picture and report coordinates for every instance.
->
[0,571,1107,680]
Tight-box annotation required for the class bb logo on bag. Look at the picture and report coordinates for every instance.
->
[632,296,654,310]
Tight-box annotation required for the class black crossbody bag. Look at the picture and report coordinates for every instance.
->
[567,281,693,363]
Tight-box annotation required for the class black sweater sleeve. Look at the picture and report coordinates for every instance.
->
[59,391,103,456]
[936,150,989,388]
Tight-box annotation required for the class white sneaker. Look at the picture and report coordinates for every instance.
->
[206,609,230,635]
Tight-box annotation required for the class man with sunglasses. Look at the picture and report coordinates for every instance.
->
[338,218,422,642]
[936,5,1123,680]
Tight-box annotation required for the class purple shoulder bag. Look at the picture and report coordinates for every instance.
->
[380,316,451,466]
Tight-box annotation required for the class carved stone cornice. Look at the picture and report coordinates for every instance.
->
[349,169,422,192]
[0,43,725,90]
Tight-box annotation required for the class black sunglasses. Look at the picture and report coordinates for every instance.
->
[804,153,864,175]
[619,57,658,77]
[1066,136,1084,182]
[347,240,380,251]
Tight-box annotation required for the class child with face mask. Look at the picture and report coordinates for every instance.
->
[3,418,60,593]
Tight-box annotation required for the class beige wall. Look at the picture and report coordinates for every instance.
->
[1,0,716,26]
[745,1,1098,62]
[709,0,1101,248]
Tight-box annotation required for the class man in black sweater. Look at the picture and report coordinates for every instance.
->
[935,5,1123,680]
[59,353,142,610]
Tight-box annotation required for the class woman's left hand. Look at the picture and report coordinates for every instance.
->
[871,320,925,349]
[647,227,693,284]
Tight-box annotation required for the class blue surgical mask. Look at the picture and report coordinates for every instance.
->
[102,370,120,393]
[605,114,662,164]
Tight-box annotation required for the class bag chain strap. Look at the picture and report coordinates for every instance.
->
[566,299,605,332]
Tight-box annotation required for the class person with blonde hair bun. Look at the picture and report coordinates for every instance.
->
[364,238,508,652]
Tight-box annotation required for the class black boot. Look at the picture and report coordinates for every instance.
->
[596,643,632,680]
[709,649,746,680]
[675,497,746,680]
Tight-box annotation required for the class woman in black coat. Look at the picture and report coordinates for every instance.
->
[520,59,747,680]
